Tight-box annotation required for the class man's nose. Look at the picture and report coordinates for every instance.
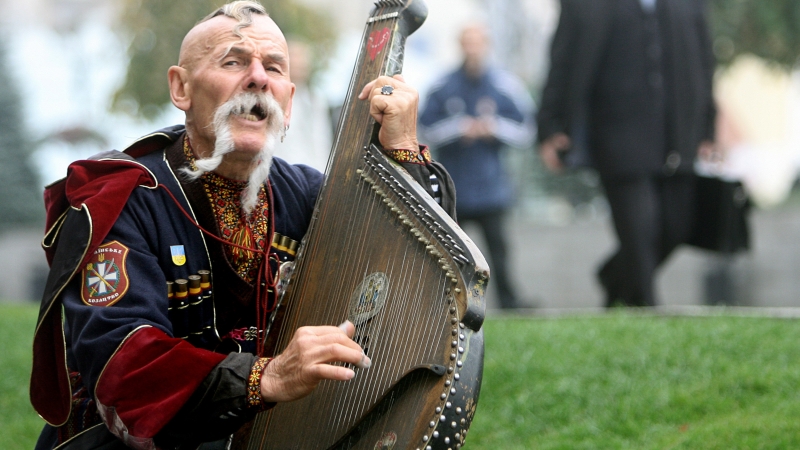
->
[245,62,269,91]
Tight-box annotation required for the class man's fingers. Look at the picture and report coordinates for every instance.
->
[358,80,376,100]
[315,364,356,381]
[292,326,367,366]
[297,323,352,338]
[318,342,367,366]
[333,322,370,368]
[539,145,564,173]
[260,324,374,402]
[338,320,356,337]
[356,353,372,369]
[358,75,409,100]
[294,326,365,357]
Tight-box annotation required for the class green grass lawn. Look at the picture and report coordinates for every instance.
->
[1,304,42,449]
[470,313,800,449]
[5,304,800,449]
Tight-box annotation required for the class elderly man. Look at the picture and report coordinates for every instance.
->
[30,2,453,449]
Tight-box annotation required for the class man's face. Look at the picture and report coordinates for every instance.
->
[177,15,295,159]
[460,26,489,67]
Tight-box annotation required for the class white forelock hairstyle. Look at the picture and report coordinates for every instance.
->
[200,1,268,38]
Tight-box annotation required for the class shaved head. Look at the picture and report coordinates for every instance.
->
[178,1,274,70]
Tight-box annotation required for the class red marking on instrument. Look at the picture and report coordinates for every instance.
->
[368,28,391,61]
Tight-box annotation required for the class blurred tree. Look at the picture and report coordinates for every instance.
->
[113,0,336,120]
[0,40,44,232]
[711,0,800,69]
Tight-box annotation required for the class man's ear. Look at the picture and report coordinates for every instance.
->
[283,82,296,130]
[168,66,191,112]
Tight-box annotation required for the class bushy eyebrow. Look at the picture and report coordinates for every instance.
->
[222,45,251,58]
[265,52,288,67]
[215,44,250,62]
[220,45,288,67]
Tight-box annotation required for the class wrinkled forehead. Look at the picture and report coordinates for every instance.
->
[181,15,289,66]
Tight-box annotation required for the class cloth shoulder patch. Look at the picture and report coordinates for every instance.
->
[81,241,130,307]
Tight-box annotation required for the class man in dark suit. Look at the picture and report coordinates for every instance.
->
[537,0,716,307]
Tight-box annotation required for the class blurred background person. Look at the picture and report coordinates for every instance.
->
[272,38,334,172]
[537,0,716,307]
[419,22,536,310]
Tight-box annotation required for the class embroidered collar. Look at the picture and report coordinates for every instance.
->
[182,137,269,283]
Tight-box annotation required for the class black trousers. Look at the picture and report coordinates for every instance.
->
[459,209,518,309]
[598,173,695,306]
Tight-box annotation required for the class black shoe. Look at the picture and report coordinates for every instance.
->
[597,269,624,308]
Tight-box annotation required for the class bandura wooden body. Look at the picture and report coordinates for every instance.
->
[234,1,488,449]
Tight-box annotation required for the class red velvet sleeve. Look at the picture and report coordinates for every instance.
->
[94,326,227,449]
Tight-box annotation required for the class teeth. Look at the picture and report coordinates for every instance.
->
[237,113,261,122]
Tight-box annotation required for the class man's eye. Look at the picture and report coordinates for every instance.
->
[223,60,241,67]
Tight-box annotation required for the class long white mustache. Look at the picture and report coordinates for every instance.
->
[183,92,285,215]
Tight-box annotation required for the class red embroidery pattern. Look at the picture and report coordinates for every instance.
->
[382,146,432,165]
[183,138,269,282]
[247,357,272,410]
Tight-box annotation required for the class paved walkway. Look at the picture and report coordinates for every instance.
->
[468,201,800,313]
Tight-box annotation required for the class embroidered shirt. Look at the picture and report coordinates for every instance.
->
[183,138,269,283]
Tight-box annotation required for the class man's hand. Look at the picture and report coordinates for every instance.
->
[359,74,420,151]
[260,321,370,403]
[696,140,718,162]
[462,116,496,142]
[539,132,572,173]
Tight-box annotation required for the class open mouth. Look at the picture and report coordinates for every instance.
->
[236,103,267,122]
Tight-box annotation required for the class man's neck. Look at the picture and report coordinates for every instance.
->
[463,60,486,79]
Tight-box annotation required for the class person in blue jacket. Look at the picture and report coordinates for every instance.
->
[419,23,535,309]
[30,2,455,449]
